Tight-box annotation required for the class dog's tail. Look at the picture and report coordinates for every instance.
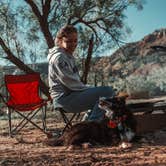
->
[44,136,64,146]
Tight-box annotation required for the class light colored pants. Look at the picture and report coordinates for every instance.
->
[53,86,115,121]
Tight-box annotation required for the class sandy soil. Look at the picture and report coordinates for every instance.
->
[0,117,166,166]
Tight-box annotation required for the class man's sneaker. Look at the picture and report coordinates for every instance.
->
[81,110,92,121]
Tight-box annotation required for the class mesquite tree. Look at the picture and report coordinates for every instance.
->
[0,0,145,96]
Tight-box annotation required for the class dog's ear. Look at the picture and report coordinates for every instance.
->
[117,92,129,98]
[118,96,126,101]
[116,92,128,104]
[115,96,126,106]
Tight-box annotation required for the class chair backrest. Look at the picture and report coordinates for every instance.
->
[5,73,42,106]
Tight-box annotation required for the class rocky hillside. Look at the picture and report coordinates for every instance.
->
[90,28,166,95]
[92,28,166,80]
[112,28,166,58]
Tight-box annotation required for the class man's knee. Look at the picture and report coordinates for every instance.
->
[98,86,115,97]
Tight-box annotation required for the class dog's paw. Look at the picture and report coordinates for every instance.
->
[119,142,132,149]
[82,142,92,149]
[46,131,62,139]
[43,138,56,146]
[66,145,75,151]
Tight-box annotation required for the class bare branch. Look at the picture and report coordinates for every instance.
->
[81,35,94,84]
[24,0,42,20]
[72,18,99,42]
[80,4,96,18]
[24,0,54,48]
[50,1,59,14]
[0,36,50,98]
[42,0,51,18]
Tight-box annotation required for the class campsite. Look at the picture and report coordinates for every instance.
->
[0,0,166,165]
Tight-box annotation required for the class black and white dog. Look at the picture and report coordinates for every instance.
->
[46,96,137,148]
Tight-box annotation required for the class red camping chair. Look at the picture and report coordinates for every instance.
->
[4,73,49,136]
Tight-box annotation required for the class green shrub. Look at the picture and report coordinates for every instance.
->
[112,66,166,97]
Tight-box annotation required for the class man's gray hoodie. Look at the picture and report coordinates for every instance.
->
[47,46,87,100]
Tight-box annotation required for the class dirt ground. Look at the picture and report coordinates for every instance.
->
[0,115,166,166]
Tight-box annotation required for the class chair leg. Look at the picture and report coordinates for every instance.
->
[8,108,12,137]
[42,105,47,131]
[75,113,81,121]
[59,109,78,133]
[59,110,71,126]
[12,111,34,134]
[9,108,47,135]
[15,110,47,134]
[61,113,77,133]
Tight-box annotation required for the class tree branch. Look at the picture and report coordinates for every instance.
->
[25,0,54,48]
[72,18,99,42]
[42,0,51,18]
[81,35,94,84]
[0,37,50,98]
[25,0,42,20]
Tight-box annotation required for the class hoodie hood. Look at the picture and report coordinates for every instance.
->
[47,46,74,63]
[47,46,61,62]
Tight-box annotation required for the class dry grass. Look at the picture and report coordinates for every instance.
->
[0,111,166,166]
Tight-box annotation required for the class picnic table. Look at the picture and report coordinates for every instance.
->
[126,95,166,113]
[126,95,166,134]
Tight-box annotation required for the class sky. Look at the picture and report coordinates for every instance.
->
[0,0,166,66]
[125,0,166,43]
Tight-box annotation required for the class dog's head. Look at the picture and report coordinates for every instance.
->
[99,96,136,142]
[99,96,126,119]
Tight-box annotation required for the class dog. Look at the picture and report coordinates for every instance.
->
[45,96,137,148]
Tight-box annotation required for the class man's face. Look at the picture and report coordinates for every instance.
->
[61,32,78,55]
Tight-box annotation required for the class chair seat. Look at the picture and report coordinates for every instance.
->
[7,100,47,111]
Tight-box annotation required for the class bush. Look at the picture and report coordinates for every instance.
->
[112,66,166,97]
